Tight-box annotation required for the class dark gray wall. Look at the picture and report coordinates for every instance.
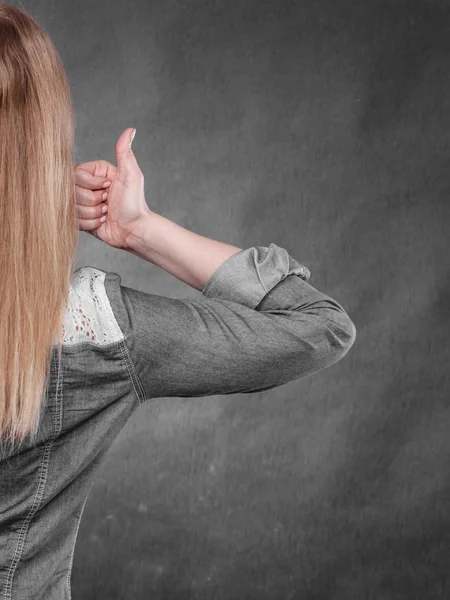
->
[27,1,450,598]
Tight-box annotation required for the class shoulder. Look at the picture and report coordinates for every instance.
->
[62,266,124,346]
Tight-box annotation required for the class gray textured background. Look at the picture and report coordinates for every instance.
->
[24,0,450,598]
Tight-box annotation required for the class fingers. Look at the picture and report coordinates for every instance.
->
[74,167,112,192]
[76,186,108,208]
[77,197,107,231]
[74,160,115,233]
[76,187,108,231]
[74,159,117,182]
[76,199,107,220]
[77,195,107,221]
[78,215,107,232]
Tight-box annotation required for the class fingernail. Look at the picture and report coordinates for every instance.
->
[103,181,111,188]
[100,215,107,223]
[102,205,108,213]
[129,128,136,149]
[102,192,108,200]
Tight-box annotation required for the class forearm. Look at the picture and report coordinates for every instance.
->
[124,211,243,291]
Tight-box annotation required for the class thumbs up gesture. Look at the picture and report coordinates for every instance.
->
[74,128,152,250]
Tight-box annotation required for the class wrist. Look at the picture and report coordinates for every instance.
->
[123,210,158,256]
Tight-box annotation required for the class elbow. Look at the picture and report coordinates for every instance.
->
[312,312,357,370]
[339,314,357,356]
[327,312,356,363]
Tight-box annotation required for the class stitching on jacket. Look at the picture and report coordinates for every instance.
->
[66,495,90,599]
[118,341,146,405]
[2,350,63,600]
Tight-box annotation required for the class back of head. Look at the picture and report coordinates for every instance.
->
[0,2,79,450]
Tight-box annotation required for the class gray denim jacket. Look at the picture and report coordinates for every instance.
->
[0,243,356,600]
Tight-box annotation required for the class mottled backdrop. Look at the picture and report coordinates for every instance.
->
[22,0,450,598]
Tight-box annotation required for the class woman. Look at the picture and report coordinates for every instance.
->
[0,3,356,599]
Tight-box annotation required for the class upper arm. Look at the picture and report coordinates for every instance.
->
[119,276,355,401]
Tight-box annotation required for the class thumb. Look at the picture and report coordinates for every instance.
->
[115,127,138,177]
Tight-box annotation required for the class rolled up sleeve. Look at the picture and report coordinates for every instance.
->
[108,243,356,402]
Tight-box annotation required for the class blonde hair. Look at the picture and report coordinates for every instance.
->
[0,2,79,450]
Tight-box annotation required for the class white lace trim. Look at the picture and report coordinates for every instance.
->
[61,267,124,346]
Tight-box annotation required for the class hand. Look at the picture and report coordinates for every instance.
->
[74,127,153,250]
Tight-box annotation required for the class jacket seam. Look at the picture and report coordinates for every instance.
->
[118,340,146,406]
[2,350,63,600]
[66,495,90,599]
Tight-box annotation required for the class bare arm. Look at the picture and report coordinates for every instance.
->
[124,211,243,291]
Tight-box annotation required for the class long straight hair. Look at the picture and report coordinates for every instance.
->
[0,2,79,450]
